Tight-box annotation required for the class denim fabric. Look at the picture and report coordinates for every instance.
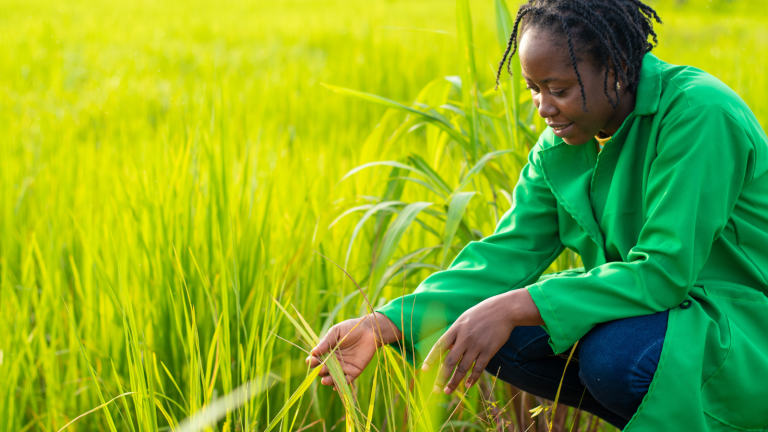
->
[485,310,669,430]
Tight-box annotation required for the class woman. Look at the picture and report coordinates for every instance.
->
[308,0,768,430]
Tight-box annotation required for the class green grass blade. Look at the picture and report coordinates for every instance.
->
[176,376,279,432]
[364,365,379,432]
[494,0,514,51]
[57,392,136,432]
[456,0,480,159]
[381,263,441,288]
[61,300,119,432]
[389,176,448,199]
[380,246,442,285]
[328,205,375,229]
[454,149,512,194]
[370,201,433,297]
[339,161,428,184]
[441,192,476,268]
[270,297,317,348]
[323,83,469,150]
[291,303,320,342]
[345,200,405,269]
[494,0,523,149]
[406,154,453,194]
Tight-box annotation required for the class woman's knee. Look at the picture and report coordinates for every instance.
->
[578,340,639,398]
[578,311,668,418]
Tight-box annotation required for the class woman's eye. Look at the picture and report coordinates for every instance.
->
[526,86,540,93]
[551,90,564,97]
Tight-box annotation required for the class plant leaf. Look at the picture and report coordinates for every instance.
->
[345,200,405,269]
[176,376,278,432]
[261,369,321,432]
[454,149,512,194]
[365,365,379,432]
[456,0,480,158]
[406,154,452,194]
[370,201,433,298]
[441,191,476,268]
[494,0,514,51]
[328,204,375,229]
[339,161,427,183]
[323,83,469,150]
[379,246,442,285]
[382,263,441,287]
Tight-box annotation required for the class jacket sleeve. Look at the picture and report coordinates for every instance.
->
[529,104,755,354]
[376,138,564,364]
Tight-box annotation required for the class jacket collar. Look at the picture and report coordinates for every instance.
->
[539,53,663,268]
[536,53,664,267]
[634,52,663,117]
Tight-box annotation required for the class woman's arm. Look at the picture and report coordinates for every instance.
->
[375,138,563,365]
[311,136,562,388]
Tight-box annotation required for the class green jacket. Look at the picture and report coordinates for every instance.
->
[377,53,768,431]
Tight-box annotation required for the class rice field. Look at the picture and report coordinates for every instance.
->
[2,0,766,431]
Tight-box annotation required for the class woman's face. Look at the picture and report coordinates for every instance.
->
[518,27,635,145]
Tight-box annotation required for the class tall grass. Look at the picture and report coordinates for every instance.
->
[1,0,766,431]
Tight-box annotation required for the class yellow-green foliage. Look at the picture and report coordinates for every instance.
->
[1,0,765,431]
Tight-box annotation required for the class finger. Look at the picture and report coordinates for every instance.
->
[332,374,356,385]
[311,327,339,357]
[423,330,456,372]
[320,374,354,387]
[318,363,330,377]
[306,355,322,368]
[465,354,491,389]
[434,342,467,394]
[445,350,477,395]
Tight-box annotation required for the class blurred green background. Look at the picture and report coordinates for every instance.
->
[2,0,766,431]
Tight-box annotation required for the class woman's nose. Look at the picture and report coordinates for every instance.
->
[536,95,559,118]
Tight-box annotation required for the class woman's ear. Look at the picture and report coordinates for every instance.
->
[605,58,628,87]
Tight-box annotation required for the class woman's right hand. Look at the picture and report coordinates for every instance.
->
[307,312,402,389]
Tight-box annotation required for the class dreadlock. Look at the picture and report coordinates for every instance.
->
[494,0,662,111]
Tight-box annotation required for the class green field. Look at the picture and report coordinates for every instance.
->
[2,0,766,431]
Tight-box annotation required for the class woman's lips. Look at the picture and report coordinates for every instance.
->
[549,122,574,137]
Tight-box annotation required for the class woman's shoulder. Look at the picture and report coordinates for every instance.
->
[654,56,768,183]
[656,56,755,126]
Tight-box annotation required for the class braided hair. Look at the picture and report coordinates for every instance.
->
[495,0,662,111]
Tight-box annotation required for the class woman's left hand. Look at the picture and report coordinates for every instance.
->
[421,288,543,395]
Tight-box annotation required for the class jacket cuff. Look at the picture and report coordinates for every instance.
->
[528,283,572,354]
[375,305,449,367]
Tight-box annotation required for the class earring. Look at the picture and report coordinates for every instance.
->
[615,82,621,90]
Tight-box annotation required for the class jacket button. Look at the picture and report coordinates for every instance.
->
[680,300,692,309]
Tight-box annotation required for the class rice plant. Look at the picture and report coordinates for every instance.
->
[1,0,765,431]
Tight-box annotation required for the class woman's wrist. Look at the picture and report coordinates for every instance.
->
[504,288,545,327]
[363,312,403,346]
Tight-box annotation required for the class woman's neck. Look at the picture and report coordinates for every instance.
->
[600,91,637,137]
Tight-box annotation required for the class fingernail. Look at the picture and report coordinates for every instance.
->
[444,386,451,395]
[465,380,472,388]
[421,364,429,372]
[432,385,441,394]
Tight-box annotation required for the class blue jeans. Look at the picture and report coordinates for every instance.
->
[485,310,669,430]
